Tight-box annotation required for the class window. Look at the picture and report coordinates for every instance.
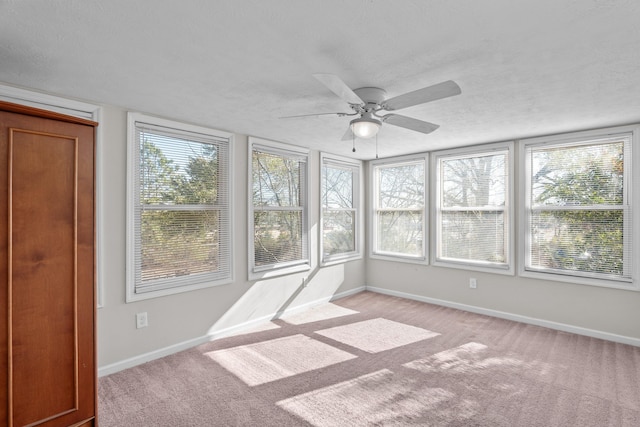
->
[370,154,427,262]
[321,153,362,264]
[127,113,232,301]
[521,126,637,288]
[434,143,513,273]
[249,138,309,277]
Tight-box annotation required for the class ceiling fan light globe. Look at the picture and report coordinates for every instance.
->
[350,117,381,139]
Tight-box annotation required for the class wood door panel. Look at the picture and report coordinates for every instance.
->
[10,130,78,426]
[0,105,96,427]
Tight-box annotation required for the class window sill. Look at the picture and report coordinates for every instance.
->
[432,259,514,276]
[369,253,427,265]
[126,277,233,303]
[249,262,311,281]
[519,269,638,291]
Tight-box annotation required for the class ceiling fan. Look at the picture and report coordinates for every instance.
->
[284,74,461,141]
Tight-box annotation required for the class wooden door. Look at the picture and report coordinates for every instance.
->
[0,102,96,427]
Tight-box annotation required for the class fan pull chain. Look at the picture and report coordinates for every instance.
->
[375,134,379,159]
[352,133,356,152]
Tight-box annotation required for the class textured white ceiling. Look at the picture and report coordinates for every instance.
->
[1,0,639,159]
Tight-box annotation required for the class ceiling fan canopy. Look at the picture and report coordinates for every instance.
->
[284,73,462,141]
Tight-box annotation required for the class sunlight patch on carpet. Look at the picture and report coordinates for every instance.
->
[280,303,359,325]
[278,368,479,426]
[315,318,439,353]
[205,334,356,386]
[404,342,526,374]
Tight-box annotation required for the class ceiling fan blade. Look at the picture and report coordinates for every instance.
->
[313,73,364,106]
[383,80,461,111]
[383,114,440,134]
[279,112,347,119]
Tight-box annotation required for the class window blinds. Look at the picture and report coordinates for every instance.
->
[437,150,509,267]
[251,145,308,270]
[322,158,358,260]
[525,135,632,281]
[373,159,426,258]
[133,121,231,294]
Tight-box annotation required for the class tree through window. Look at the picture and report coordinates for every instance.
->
[524,133,632,282]
[371,155,427,261]
[250,139,309,275]
[321,154,362,263]
[435,145,511,270]
[127,114,232,301]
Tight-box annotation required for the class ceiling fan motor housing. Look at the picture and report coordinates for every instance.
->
[352,87,387,110]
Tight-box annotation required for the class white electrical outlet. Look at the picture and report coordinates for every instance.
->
[469,278,477,289]
[136,312,148,329]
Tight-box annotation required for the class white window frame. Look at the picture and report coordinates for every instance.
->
[431,142,514,275]
[519,124,639,290]
[320,152,363,265]
[126,112,234,302]
[0,85,105,307]
[248,137,310,280]
[369,153,428,264]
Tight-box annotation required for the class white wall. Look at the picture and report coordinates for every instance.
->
[97,105,366,372]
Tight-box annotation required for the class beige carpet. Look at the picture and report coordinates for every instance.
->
[99,291,640,426]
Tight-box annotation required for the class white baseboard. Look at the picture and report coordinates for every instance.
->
[329,285,366,300]
[365,286,640,348]
[98,335,211,377]
[98,286,366,377]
